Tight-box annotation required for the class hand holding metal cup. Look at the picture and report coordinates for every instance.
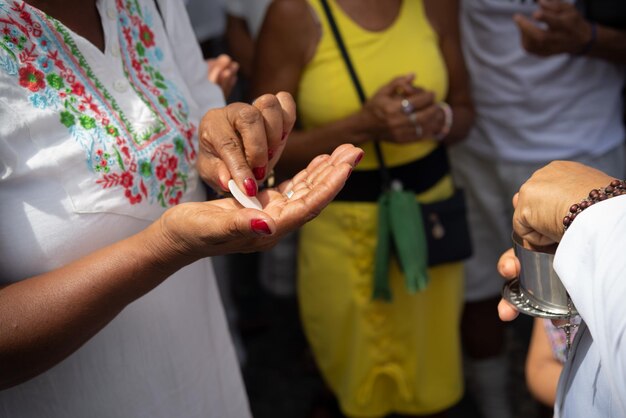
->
[502,232,578,319]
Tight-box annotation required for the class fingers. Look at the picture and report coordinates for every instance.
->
[496,248,520,321]
[279,145,362,230]
[514,13,550,54]
[198,104,260,197]
[497,248,520,280]
[498,299,520,322]
[379,73,416,97]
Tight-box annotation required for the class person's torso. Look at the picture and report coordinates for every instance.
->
[299,0,448,170]
[460,0,625,162]
[0,1,250,416]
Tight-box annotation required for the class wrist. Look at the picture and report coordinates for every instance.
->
[435,102,453,141]
[350,107,381,144]
[145,210,200,272]
[563,179,626,231]
[575,21,597,55]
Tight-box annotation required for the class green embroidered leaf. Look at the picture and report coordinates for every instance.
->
[79,115,96,129]
[59,110,75,128]
[46,73,64,89]
[174,137,185,155]
[155,71,164,81]
[136,42,145,57]
[154,81,167,90]
[158,96,168,107]
[140,161,152,177]
[113,147,125,171]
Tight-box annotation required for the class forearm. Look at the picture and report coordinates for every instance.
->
[0,221,194,389]
[587,25,626,64]
[277,110,373,176]
[526,359,561,406]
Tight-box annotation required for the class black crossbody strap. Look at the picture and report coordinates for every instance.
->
[318,0,391,189]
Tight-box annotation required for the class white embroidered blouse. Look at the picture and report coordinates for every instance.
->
[0,0,250,416]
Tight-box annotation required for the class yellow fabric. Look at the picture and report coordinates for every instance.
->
[298,0,448,170]
[297,1,464,416]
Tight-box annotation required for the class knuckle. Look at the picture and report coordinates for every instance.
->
[237,105,262,126]
[253,94,280,110]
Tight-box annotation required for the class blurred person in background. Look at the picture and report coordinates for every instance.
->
[253,0,473,416]
[451,1,626,417]
[0,0,362,417]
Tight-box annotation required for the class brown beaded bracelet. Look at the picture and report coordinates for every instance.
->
[563,179,626,231]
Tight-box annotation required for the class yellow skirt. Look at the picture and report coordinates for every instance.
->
[298,178,464,417]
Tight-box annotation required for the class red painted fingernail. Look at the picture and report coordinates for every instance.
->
[244,177,257,197]
[253,166,266,180]
[354,152,364,166]
[251,219,272,235]
[268,149,274,160]
[281,131,288,141]
[219,178,228,192]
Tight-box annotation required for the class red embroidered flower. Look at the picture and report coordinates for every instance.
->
[139,24,155,47]
[167,156,178,171]
[18,64,45,92]
[71,82,85,96]
[155,164,167,180]
[120,171,134,188]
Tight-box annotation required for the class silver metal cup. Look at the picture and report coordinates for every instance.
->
[512,232,576,317]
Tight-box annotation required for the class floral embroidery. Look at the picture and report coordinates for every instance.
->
[18,62,44,91]
[0,0,197,207]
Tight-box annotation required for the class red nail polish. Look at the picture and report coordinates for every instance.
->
[253,166,266,180]
[281,131,288,141]
[354,152,364,166]
[268,149,274,160]
[251,219,272,235]
[244,177,257,197]
[219,178,228,192]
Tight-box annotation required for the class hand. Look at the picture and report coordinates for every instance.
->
[513,0,593,56]
[197,92,297,197]
[497,248,521,321]
[207,54,239,98]
[513,160,614,247]
[362,74,444,143]
[158,144,363,258]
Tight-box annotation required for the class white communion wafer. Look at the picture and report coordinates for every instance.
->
[228,179,263,210]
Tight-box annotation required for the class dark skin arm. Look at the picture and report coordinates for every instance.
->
[226,14,255,79]
[423,0,474,144]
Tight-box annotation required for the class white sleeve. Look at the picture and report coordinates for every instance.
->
[155,0,225,116]
[553,194,626,414]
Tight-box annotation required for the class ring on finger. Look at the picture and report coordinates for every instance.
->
[401,98,415,115]
[285,190,294,199]
[408,112,418,125]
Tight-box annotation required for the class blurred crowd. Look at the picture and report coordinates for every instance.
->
[1,0,624,417]
[183,1,625,418]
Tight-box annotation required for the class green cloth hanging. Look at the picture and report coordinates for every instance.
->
[373,182,429,301]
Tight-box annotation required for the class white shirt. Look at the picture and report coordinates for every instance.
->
[554,195,626,417]
[460,0,625,163]
[0,0,249,417]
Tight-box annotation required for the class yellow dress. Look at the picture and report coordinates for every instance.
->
[296,1,464,417]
